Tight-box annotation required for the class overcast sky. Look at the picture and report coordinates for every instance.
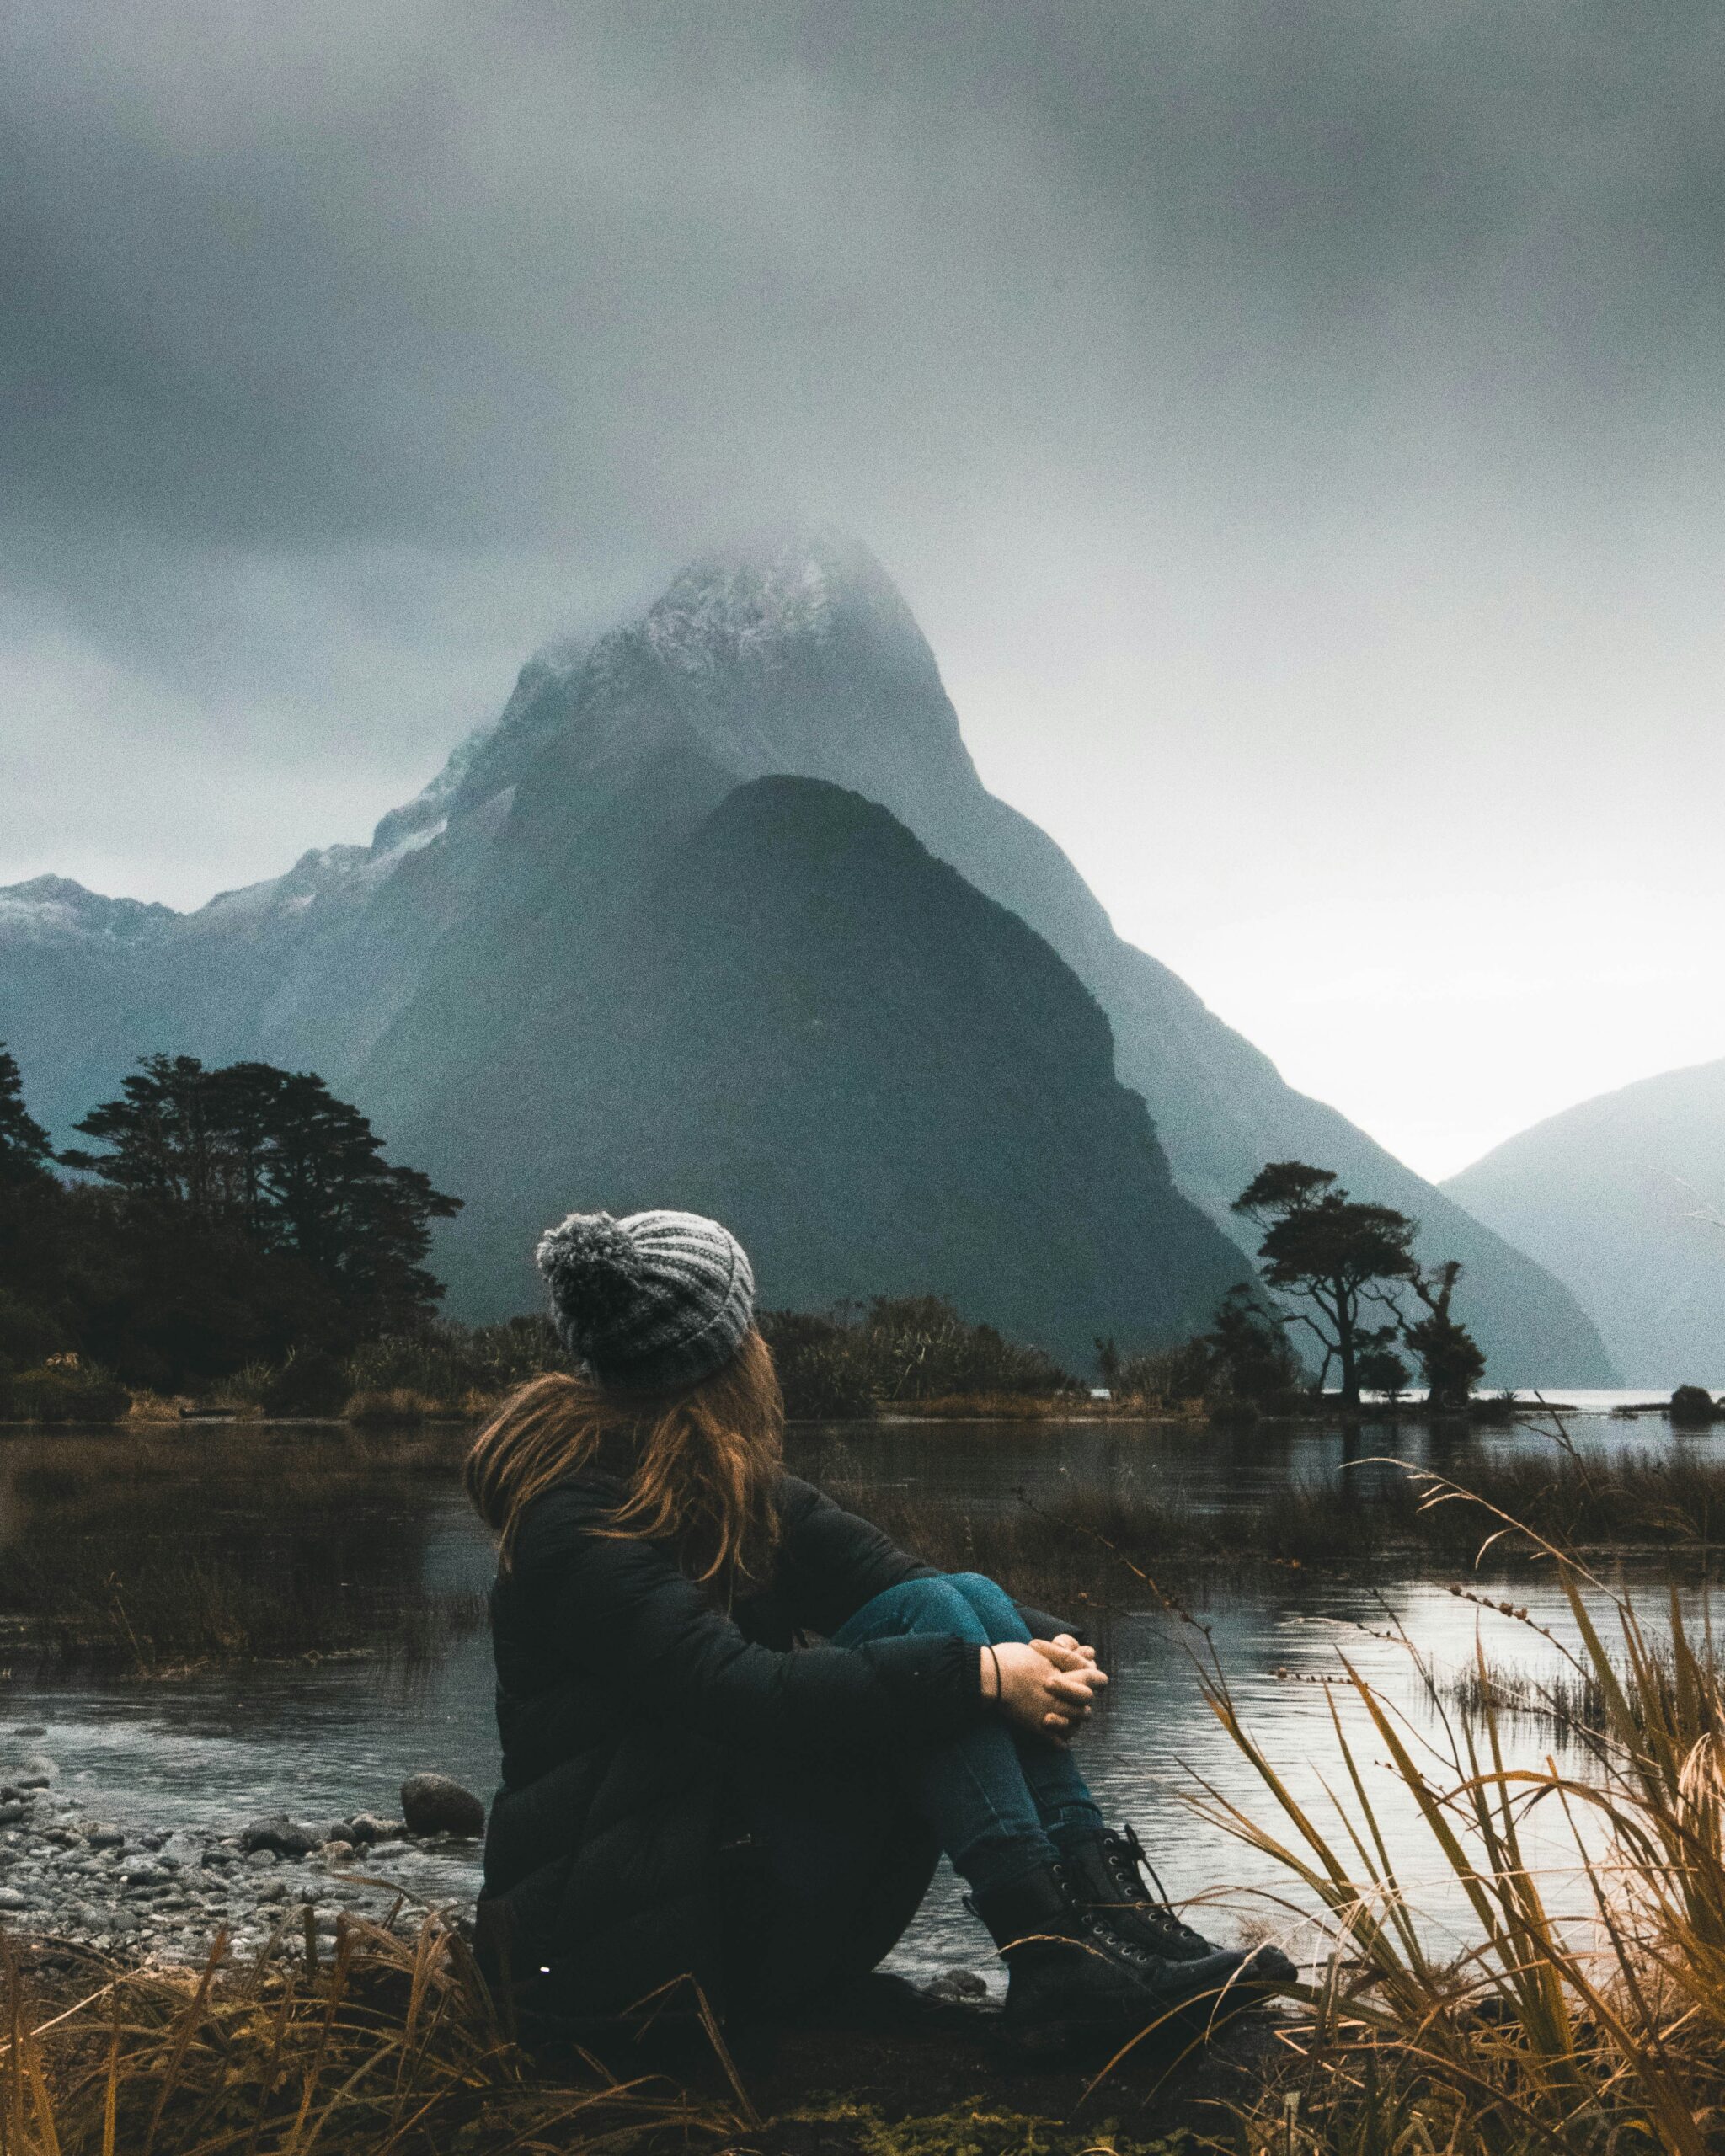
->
[5,1,1723,1180]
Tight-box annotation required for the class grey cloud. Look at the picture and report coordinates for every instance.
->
[3,0,1723,907]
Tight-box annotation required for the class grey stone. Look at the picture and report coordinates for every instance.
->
[346,1813,392,1845]
[84,1825,124,1849]
[923,1967,989,2002]
[125,1863,169,1886]
[317,1840,355,1865]
[238,1815,318,1858]
[0,1806,24,1828]
[0,1886,32,1911]
[14,1775,50,1792]
[243,1849,280,1870]
[401,1774,485,1836]
[11,1726,45,1738]
[110,1909,142,1935]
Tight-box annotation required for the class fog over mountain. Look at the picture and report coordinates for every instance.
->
[5,5,1724,1180]
[1446,1061,1725,1386]
[0,535,1616,1380]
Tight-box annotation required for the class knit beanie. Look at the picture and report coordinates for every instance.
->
[535,1208,756,1389]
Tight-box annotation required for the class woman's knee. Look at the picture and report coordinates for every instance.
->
[941,1572,1031,1641]
[885,1575,992,1638]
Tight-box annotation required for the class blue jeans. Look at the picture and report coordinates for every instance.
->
[731,1573,1105,2008]
[832,1572,1104,1893]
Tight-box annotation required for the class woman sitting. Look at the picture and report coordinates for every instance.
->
[467,1208,1292,2055]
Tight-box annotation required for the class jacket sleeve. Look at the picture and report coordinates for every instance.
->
[512,1487,985,1761]
[768,1476,943,1636]
[771,1479,1092,1645]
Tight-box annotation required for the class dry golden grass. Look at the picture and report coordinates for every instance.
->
[0,1910,747,2156]
[1192,1470,1725,2153]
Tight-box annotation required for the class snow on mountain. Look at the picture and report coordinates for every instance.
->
[0,876,179,947]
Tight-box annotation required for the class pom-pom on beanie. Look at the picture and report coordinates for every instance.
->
[535,1208,756,1389]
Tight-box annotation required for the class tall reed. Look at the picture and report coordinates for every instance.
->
[1193,1470,1725,2153]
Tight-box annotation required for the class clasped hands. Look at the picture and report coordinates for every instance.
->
[980,1633,1107,1742]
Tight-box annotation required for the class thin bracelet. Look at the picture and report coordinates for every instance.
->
[985,1642,1002,1708]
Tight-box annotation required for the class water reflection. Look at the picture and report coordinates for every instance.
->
[0,1412,1710,1985]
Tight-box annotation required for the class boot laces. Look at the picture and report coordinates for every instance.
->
[1107,1825,1206,1951]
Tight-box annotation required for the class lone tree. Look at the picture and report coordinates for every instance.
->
[1402,1258,1487,1413]
[1232,1162,1417,1407]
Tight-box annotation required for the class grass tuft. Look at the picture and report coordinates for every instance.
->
[0,1911,741,2155]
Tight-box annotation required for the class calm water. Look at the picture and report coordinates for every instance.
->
[1,1405,1714,1987]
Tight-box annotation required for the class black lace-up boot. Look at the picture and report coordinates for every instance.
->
[1060,1825,1297,1983]
[967,1859,1259,2057]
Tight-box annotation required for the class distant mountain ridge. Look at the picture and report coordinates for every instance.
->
[1445,1059,1725,1385]
[1,530,1616,1380]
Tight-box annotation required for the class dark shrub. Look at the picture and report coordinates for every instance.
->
[344,1317,566,1406]
[1670,1384,1720,1428]
[0,1289,68,1374]
[261,1348,350,1417]
[1117,1335,1215,1406]
[0,1364,131,1423]
[761,1296,1073,1419]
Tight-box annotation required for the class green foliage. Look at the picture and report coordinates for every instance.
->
[762,1296,1074,1418]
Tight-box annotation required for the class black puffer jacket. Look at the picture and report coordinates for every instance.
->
[478,1472,992,2014]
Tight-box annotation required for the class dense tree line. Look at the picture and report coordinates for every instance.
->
[1,1034,1490,1424]
[0,1045,460,1401]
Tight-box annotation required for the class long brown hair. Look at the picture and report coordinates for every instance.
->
[463,1326,784,1596]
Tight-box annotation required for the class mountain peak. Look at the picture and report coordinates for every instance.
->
[638,527,927,677]
[436,526,963,829]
